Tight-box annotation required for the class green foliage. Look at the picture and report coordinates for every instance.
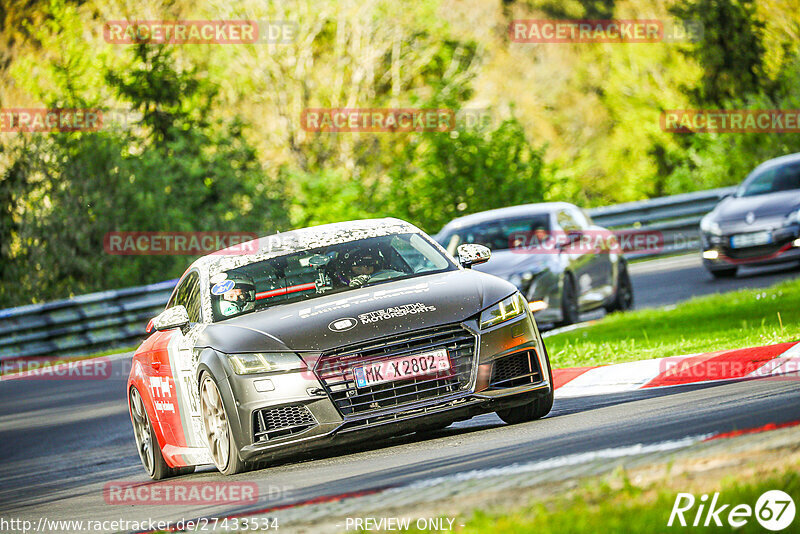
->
[661,57,800,194]
[670,0,770,106]
[2,0,800,307]
[0,37,288,306]
[105,44,212,142]
[284,114,548,234]
[387,115,547,232]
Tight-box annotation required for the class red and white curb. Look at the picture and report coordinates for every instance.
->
[553,341,800,398]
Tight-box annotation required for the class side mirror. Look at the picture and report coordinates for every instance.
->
[152,305,190,332]
[457,244,491,268]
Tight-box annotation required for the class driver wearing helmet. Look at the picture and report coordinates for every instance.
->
[218,275,256,317]
[343,247,384,288]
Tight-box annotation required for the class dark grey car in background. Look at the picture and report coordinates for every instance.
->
[436,203,633,326]
[700,153,800,278]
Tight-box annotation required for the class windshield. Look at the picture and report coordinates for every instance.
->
[738,162,800,197]
[441,215,551,255]
[210,232,455,321]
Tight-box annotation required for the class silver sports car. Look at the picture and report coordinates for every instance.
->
[436,202,633,326]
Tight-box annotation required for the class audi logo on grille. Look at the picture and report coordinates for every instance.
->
[328,317,358,332]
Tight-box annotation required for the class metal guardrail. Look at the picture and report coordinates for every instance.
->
[0,187,735,362]
[587,186,736,258]
[0,280,177,363]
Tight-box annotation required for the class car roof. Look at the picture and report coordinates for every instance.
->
[438,202,577,233]
[190,218,421,276]
[750,152,800,175]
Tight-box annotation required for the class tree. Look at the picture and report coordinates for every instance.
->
[387,114,548,232]
[1,35,288,306]
[670,0,770,106]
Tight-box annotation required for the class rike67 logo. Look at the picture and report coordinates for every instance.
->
[669,490,796,531]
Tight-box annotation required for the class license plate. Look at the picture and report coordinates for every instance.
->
[353,348,451,388]
[730,231,772,248]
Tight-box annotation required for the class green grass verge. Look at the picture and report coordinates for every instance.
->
[545,277,800,368]
[452,468,799,534]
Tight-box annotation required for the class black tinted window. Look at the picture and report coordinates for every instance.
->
[441,215,551,254]
[740,162,800,197]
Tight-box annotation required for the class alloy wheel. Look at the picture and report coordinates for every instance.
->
[129,388,155,476]
[200,376,230,470]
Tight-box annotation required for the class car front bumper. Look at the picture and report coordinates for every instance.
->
[223,313,551,463]
[701,226,800,270]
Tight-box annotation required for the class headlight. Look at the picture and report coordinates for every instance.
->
[700,215,722,236]
[226,352,306,375]
[480,293,527,329]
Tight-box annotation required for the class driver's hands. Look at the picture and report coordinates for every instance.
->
[349,274,371,288]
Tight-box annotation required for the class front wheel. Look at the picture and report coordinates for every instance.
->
[200,374,247,475]
[558,274,579,326]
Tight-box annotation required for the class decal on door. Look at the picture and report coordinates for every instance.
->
[149,376,175,413]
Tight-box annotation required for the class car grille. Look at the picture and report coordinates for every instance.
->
[489,350,541,388]
[314,324,477,421]
[722,241,787,260]
[253,404,317,443]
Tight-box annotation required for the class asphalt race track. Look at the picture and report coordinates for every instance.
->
[629,253,800,309]
[1,254,799,531]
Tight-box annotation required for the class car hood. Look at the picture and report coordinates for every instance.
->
[713,192,800,222]
[196,269,515,353]
[473,250,551,278]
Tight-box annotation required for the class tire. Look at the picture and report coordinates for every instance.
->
[558,274,579,326]
[129,386,190,480]
[173,466,196,476]
[710,267,737,279]
[496,343,554,425]
[200,374,247,476]
[606,261,634,312]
